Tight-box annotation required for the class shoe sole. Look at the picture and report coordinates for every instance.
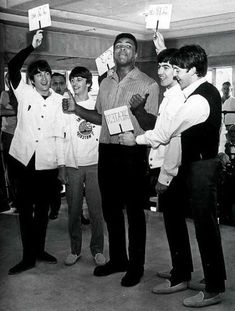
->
[8,264,35,275]
[94,261,106,266]
[188,282,206,291]
[36,257,57,264]
[183,297,222,307]
[37,258,57,264]
[94,267,127,276]
[156,272,171,279]
[121,275,143,287]
[152,283,188,294]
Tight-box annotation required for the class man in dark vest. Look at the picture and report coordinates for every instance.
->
[119,44,226,308]
[167,45,226,307]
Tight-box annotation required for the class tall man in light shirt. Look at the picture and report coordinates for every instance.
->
[7,30,62,275]
[120,44,226,308]
[62,33,159,287]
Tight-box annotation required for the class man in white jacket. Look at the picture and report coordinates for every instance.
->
[55,67,105,267]
[8,30,61,275]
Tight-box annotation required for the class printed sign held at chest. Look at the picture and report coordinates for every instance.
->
[104,106,134,135]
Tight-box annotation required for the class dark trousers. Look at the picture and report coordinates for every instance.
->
[49,170,62,215]
[1,132,20,208]
[162,158,226,292]
[160,167,193,284]
[98,143,148,270]
[16,155,58,262]
[190,159,226,293]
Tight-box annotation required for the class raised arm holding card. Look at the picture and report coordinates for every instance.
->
[7,30,63,275]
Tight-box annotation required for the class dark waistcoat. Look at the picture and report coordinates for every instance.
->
[181,81,221,164]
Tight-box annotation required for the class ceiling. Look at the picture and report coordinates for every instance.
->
[1,0,235,40]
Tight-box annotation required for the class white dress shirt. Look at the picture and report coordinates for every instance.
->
[136,78,210,185]
[136,78,210,147]
[147,84,185,185]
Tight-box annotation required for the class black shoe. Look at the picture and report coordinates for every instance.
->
[37,251,57,264]
[8,260,35,275]
[81,214,90,225]
[121,267,144,287]
[49,212,58,220]
[94,261,128,277]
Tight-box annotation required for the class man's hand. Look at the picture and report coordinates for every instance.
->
[58,166,68,185]
[155,181,168,194]
[0,90,10,108]
[130,93,149,111]
[153,31,166,55]
[107,68,115,77]
[62,90,76,113]
[217,152,231,170]
[32,30,43,49]
[118,132,136,146]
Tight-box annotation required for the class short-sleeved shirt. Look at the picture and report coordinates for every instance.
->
[96,67,159,144]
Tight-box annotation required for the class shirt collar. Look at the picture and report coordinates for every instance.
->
[111,67,139,82]
[164,83,182,98]
[183,77,207,99]
[74,93,93,103]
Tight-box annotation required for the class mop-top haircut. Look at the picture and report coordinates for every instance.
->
[27,59,52,82]
[171,45,208,77]
[69,66,93,92]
